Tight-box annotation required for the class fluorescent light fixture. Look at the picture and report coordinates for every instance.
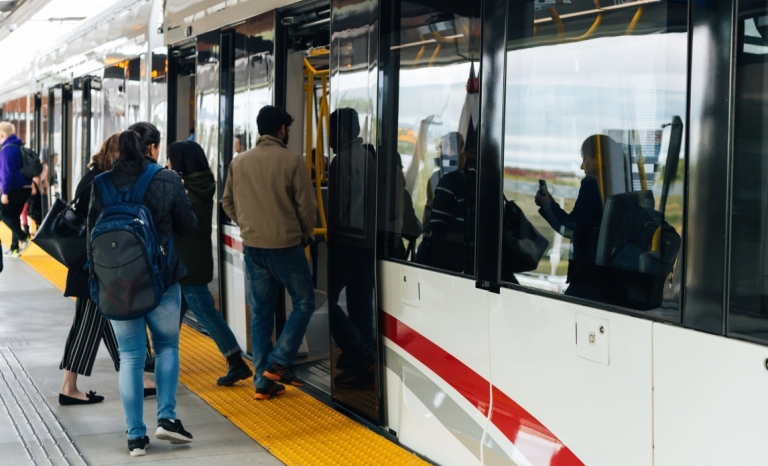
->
[390,38,437,50]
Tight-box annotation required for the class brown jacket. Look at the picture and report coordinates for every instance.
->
[222,135,317,249]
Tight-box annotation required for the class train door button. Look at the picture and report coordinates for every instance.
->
[400,269,421,308]
[576,313,610,366]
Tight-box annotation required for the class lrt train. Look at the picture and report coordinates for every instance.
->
[2,0,768,464]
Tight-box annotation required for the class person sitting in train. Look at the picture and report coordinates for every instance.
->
[416,144,476,274]
[534,134,616,301]
[423,132,463,226]
[327,107,378,389]
[222,105,317,400]
[167,140,253,387]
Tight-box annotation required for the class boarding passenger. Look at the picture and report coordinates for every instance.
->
[535,134,610,301]
[59,134,156,406]
[88,123,198,456]
[167,140,253,386]
[0,121,32,256]
[222,105,317,400]
[328,108,377,389]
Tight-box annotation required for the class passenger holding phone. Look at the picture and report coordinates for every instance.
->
[535,135,609,300]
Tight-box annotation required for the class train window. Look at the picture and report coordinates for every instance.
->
[729,12,768,343]
[232,14,274,159]
[379,0,482,277]
[501,0,687,318]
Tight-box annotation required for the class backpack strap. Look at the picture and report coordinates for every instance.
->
[129,164,162,204]
[94,172,120,207]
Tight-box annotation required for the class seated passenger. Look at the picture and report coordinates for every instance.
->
[535,134,612,301]
[416,148,476,274]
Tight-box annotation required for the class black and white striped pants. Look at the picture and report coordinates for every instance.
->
[59,297,120,376]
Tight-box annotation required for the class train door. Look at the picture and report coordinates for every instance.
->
[38,92,49,215]
[218,12,277,354]
[71,78,85,195]
[87,76,104,166]
[47,85,68,202]
[167,44,196,143]
[273,1,337,401]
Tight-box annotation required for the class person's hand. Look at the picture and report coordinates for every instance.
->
[534,189,553,207]
[1,194,8,205]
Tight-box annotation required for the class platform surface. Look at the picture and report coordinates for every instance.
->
[0,224,428,466]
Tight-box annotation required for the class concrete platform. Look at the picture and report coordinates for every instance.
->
[0,252,284,466]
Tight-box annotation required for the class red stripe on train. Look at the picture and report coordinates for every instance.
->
[382,312,583,466]
[221,233,243,252]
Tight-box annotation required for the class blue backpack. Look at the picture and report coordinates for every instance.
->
[88,164,172,320]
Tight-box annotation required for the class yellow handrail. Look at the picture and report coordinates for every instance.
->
[625,5,644,35]
[302,56,330,242]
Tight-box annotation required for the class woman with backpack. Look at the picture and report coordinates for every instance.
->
[87,123,198,456]
[59,134,157,406]
[166,140,252,386]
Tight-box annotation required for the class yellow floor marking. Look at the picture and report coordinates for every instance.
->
[0,224,428,466]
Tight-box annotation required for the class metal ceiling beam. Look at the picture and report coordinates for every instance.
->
[0,0,52,42]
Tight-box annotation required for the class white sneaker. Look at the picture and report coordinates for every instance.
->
[17,238,31,255]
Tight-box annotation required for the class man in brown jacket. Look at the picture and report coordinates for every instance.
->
[222,105,317,400]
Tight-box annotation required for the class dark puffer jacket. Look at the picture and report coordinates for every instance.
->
[87,160,198,287]
[176,169,215,286]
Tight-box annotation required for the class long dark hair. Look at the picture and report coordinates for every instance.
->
[128,122,161,156]
[117,130,150,174]
[167,141,209,176]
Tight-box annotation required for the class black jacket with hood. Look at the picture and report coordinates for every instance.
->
[176,169,215,286]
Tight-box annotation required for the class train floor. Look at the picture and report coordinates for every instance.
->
[0,225,428,466]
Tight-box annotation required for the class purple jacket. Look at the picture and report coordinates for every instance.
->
[0,134,30,194]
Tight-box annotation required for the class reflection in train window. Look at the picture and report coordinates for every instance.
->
[232,14,274,160]
[501,0,687,318]
[380,0,481,277]
[729,10,768,344]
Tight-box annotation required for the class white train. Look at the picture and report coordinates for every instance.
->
[2,0,767,464]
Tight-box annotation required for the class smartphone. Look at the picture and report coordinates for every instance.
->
[538,179,547,195]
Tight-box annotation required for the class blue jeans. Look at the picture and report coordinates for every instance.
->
[244,244,315,389]
[181,285,241,357]
[111,284,181,440]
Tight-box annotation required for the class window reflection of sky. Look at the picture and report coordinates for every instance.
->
[505,33,687,173]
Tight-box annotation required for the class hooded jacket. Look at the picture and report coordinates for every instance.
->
[87,160,198,287]
[176,169,216,286]
[0,135,31,194]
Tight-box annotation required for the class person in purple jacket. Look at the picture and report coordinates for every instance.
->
[0,121,32,256]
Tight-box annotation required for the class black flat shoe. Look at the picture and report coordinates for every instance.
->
[144,387,156,398]
[59,391,104,405]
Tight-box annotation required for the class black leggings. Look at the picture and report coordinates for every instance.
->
[0,187,31,249]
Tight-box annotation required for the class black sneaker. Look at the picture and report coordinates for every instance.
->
[128,436,150,457]
[217,361,253,386]
[155,419,193,444]
[253,382,286,400]
[262,363,305,387]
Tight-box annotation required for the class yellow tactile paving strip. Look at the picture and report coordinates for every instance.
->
[0,224,428,466]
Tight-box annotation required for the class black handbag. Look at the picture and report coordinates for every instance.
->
[32,196,87,269]
[501,197,549,280]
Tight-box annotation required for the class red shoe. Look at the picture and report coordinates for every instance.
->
[254,383,286,400]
